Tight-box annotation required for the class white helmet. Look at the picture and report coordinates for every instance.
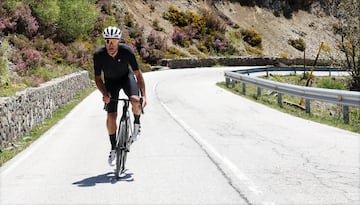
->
[103,26,122,39]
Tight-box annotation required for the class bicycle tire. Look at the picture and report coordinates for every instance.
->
[115,118,129,178]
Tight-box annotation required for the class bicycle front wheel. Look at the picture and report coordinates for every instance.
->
[115,120,129,178]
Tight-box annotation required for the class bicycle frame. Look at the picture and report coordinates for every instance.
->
[114,98,132,178]
[105,97,143,178]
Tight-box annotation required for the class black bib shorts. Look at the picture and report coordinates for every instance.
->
[105,74,139,113]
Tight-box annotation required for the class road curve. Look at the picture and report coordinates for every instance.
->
[1,67,359,205]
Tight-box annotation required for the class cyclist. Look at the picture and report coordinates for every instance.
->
[93,26,147,166]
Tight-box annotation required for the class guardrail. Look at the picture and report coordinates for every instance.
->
[224,67,360,124]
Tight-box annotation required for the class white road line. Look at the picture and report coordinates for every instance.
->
[154,82,276,205]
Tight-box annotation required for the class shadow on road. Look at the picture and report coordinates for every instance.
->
[72,171,134,187]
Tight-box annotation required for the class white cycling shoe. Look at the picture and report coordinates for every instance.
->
[132,123,141,142]
[108,150,116,166]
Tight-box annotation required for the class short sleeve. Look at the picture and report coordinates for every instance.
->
[93,52,102,76]
[128,51,139,71]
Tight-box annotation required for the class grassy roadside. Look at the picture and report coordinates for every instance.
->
[0,87,95,167]
[217,80,360,133]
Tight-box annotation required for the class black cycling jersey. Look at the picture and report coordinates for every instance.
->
[93,43,140,113]
[93,43,139,80]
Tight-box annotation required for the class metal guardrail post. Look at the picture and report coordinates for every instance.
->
[231,79,235,88]
[305,99,311,114]
[225,77,231,87]
[257,87,261,97]
[343,106,349,124]
[242,82,246,94]
[278,93,282,106]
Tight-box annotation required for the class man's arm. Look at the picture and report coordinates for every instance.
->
[134,70,146,97]
[134,69,147,107]
[95,75,110,103]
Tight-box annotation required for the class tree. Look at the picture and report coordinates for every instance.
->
[326,0,360,91]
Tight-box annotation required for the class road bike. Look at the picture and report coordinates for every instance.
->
[105,98,143,178]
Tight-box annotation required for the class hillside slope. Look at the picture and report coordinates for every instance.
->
[118,0,340,60]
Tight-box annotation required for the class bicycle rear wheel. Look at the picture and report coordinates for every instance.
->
[115,120,129,178]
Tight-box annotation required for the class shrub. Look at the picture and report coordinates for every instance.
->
[200,8,225,34]
[57,0,99,43]
[288,38,306,51]
[29,0,60,27]
[13,48,43,75]
[141,30,167,65]
[241,29,262,47]
[188,47,206,58]
[33,35,54,52]
[163,5,189,27]
[227,30,242,44]
[124,13,135,27]
[172,28,189,47]
[188,11,206,34]
[69,41,92,67]
[244,45,262,55]
[279,52,289,58]
[201,32,235,55]
[2,4,39,38]
[164,46,189,59]
[53,42,69,63]
[8,34,31,50]
[184,25,198,40]
[128,24,143,39]
[147,30,167,51]
[196,43,208,53]
[0,40,10,86]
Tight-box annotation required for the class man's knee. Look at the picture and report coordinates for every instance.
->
[130,96,141,113]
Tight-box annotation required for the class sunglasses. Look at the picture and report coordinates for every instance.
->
[105,38,119,45]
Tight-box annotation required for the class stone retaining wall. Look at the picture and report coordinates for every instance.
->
[0,71,90,148]
[161,57,332,69]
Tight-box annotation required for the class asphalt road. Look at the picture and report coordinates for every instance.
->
[1,67,359,205]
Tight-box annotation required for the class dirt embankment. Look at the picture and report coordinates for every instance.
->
[119,0,342,61]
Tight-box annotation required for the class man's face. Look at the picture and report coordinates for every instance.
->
[105,38,119,55]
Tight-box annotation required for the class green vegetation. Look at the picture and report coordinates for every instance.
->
[0,0,99,96]
[279,52,289,58]
[241,28,262,47]
[218,74,359,133]
[0,87,95,167]
[0,40,10,87]
[57,0,98,43]
[244,45,263,56]
[266,73,350,90]
[288,38,306,51]
[30,0,60,27]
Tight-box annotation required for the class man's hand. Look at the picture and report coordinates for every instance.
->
[141,96,147,108]
[103,92,111,104]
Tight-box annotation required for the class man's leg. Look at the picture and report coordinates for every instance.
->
[107,112,117,149]
[130,95,141,140]
[104,81,120,166]
[106,112,117,166]
[124,74,142,140]
[130,95,141,115]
